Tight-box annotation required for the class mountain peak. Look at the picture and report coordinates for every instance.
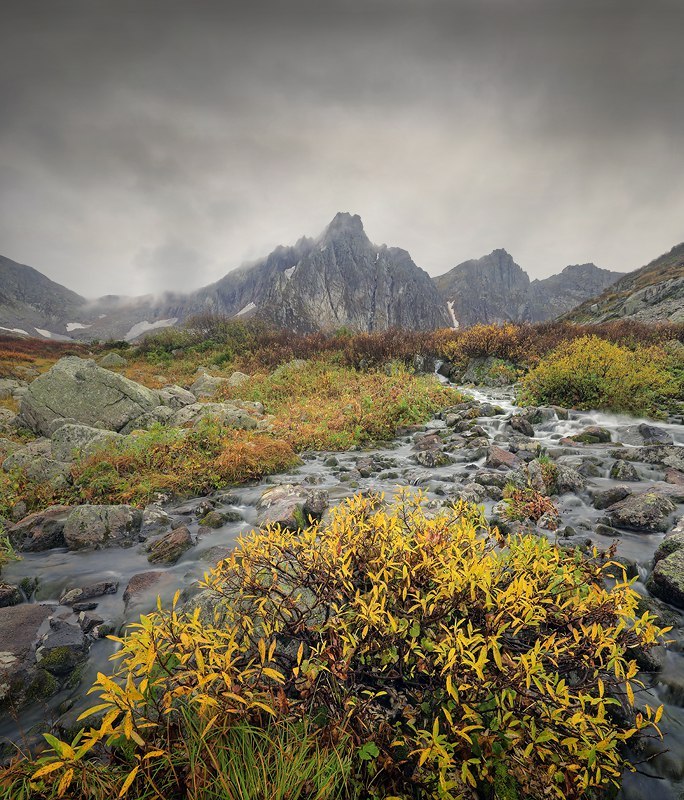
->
[322,212,367,242]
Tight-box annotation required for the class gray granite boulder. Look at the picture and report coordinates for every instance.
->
[99,352,128,368]
[19,357,160,436]
[146,526,194,565]
[63,504,144,550]
[608,491,676,533]
[256,484,329,530]
[0,604,53,709]
[189,372,229,400]
[170,402,258,429]
[8,505,72,551]
[51,423,123,462]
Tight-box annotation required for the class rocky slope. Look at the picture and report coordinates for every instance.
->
[564,242,684,323]
[434,249,624,327]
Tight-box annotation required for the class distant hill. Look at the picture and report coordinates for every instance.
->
[433,249,624,327]
[564,243,684,323]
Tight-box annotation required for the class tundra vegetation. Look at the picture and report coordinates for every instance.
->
[0,317,681,798]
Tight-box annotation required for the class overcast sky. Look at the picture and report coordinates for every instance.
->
[1,0,683,297]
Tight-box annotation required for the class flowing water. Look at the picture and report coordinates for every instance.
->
[2,378,684,798]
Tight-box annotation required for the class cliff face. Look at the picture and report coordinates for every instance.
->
[434,249,623,327]
[564,243,684,324]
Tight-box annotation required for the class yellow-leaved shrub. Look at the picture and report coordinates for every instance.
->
[519,335,678,416]
[11,492,667,800]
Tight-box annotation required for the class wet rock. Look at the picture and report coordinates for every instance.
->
[591,485,632,510]
[123,571,167,607]
[0,584,22,607]
[414,449,452,468]
[452,483,486,504]
[51,423,123,462]
[486,446,520,470]
[665,468,684,486]
[570,426,612,444]
[653,520,684,564]
[71,601,98,612]
[552,464,586,495]
[525,460,547,493]
[8,505,71,551]
[0,603,53,709]
[142,505,172,533]
[36,619,87,676]
[170,402,258,429]
[537,512,559,531]
[550,406,569,420]
[647,549,684,609]
[594,523,622,538]
[99,352,127,368]
[146,526,194,565]
[19,356,160,436]
[256,484,329,530]
[199,509,243,527]
[618,423,673,446]
[63,504,144,550]
[78,611,105,634]
[608,491,676,532]
[509,415,534,437]
[473,470,510,489]
[60,581,119,606]
[189,372,229,400]
[609,460,639,481]
[611,445,684,472]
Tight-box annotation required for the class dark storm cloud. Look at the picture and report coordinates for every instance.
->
[1,0,683,295]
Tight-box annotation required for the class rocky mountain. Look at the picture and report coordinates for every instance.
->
[0,213,449,340]
[0,255,85,339]
[434,249,624,327]
[564,243,684,323]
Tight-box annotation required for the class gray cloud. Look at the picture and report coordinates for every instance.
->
[1,0,683,296]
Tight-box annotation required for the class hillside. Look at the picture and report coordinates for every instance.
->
[565,243,684,323]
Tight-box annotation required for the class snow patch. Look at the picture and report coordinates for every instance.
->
[234,302,257,317]
[98,314,106,319]
[66,322,91,332]
[124,318,178,341]
[447,301,459,329]
[35,329,53,338]
[0,326,29,336]
[284,266,296,279]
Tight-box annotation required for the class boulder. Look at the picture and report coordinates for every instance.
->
[0,408,18,435]
[19,357,159,436]
[228,371,250,387]
[665,468,684,486]
[0,603,53,709]
[552,464,586,495]
[8,505,71,551]
[618,424,673,446]
[51,423,123,463]
[647,550,684,609]
[170,402,258,429]
[119,405,175,434]
[36,618,88,676]
[99,352,128,368]
[611,446,684,472]
[189,372,229,400]
[158,385,197,409]
[0,378,23,400]
[592,486,632,511]
[59,581,119,607]
[63,505,144,550]
[256,485,329,530]
[609,460,639,481]
[509,415,534,437]
[147,526,194,564]
[486,446,520,470]
[608,491,676,533]
[570,427,612,445]
[414,449,452,468]
[0,584,22,607]
[2,441,71,487]
[123,571,169,608]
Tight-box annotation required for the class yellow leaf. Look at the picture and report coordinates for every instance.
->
[32,761,64,779]
[118,764,140,797]
[57,768,74,798]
